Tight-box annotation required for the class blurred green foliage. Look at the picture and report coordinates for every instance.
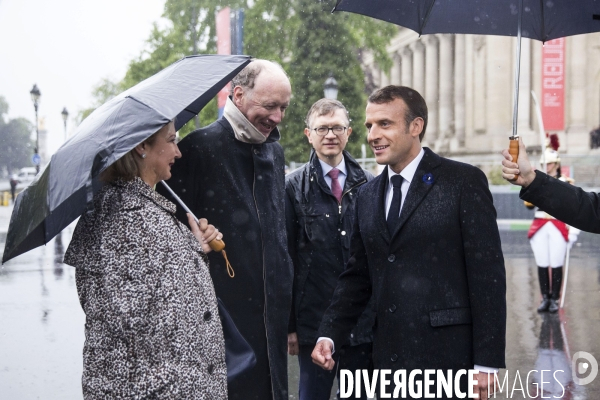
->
[81,0,396,162]
[0,96,34,174]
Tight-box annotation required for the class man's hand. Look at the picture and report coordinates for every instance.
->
[311,340,336,371]
[501,138,536,188]
[288,333,299,356]
[187,214,222,253]
[473,371,497,400]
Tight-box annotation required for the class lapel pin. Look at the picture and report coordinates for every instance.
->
[422,173,434,185]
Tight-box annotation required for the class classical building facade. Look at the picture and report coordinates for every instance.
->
[367,29,600,157]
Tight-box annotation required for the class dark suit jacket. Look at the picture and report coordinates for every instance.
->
[521,170,600,234]
[318,148,506,374]
[158,118,292,400]
[285,150,374,346]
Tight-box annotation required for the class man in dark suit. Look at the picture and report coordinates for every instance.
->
[312,86,506,400]
[502,138,600,234]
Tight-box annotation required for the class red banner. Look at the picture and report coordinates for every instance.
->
[216,8,231,113]
[541,38,565,131]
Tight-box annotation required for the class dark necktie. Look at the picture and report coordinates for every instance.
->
[328,168,343,203]
[386,175,404,234]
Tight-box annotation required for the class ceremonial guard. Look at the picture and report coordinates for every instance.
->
[526,134,580,313]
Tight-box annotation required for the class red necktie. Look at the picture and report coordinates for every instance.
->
[328,168,343,203]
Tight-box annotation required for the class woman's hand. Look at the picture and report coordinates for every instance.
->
[187,213,222,253]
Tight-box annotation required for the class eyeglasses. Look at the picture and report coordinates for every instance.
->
[312,126,348,136]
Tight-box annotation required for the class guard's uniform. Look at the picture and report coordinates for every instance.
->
[528,178,575,268]
[527,139,579,313]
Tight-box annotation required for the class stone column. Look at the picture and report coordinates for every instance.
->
[425,35,439,142]
[411,41,426,97]
[439,35,455,146]
[454,35,466,149]
[473,36,487,134]
[464,35,475,144]
[380,68,390,88]
[517,38,531,131]
[391,53,402,85]
[486,36,513,146]
[568,35,587,131]
[401,47,413,88]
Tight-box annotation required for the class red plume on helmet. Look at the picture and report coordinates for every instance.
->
[546,132,560,151]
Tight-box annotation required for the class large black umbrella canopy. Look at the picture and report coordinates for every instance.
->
[332,0,600,138]
[333,0,600,42]
[3,54,251,263]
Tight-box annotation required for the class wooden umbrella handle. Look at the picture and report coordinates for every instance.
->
[208,239,234,278]
[509,137,519,163]
[208,238,225,252]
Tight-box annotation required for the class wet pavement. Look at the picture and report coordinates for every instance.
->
[1,202,600,399]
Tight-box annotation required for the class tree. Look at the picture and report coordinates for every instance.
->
[0,96,34,174]
[279,0,396,162]
[121,0,244,136]
[77,78,122,124]
[82,0,396,161]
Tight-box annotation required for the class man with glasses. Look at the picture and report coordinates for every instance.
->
[285,98,374,400]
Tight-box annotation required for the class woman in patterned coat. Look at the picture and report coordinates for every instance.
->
[64,121,227,399]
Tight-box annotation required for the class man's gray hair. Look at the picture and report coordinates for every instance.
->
[230,59,288,95]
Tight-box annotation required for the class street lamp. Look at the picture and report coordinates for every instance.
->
[30,84,41,173]
[61,107,69,142]
[323,74,338,100]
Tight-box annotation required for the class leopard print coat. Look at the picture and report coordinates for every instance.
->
[64,178,227,399]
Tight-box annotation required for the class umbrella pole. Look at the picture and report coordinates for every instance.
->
[512,0,523,138]
[159,180,232,276]
[508,0,524,162]
[160,180,199,223]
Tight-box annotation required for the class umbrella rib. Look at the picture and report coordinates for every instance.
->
[539,0,546,42]
[332,0,343,13]
[419,0,438,35]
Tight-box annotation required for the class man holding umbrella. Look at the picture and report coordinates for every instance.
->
[159,59,293,400]
[502,139,600,234]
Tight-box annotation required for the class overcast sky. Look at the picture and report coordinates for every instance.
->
[0,0,165,157]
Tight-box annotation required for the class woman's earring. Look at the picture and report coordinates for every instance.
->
[141,153,146,159]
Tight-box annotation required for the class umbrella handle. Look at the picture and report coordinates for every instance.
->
[509,137,519,163]
[209,238,225,252]
[160,180,234,277]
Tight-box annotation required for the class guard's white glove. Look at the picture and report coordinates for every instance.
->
[568,233,578,250]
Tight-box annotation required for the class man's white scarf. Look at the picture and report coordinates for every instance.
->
[223,97,268,144]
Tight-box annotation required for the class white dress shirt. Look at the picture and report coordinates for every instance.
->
[384,149,425,219]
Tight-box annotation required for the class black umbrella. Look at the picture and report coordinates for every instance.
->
[332,0,600,157]
[2,54,251,263]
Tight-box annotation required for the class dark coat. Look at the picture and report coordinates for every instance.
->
[521,170,600,234]
[65,178,227,399]
[285,150,374,347]
[158,118,293,400]
[319,148,506,390]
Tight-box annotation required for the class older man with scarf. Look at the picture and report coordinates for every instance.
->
[159,59,293,400]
